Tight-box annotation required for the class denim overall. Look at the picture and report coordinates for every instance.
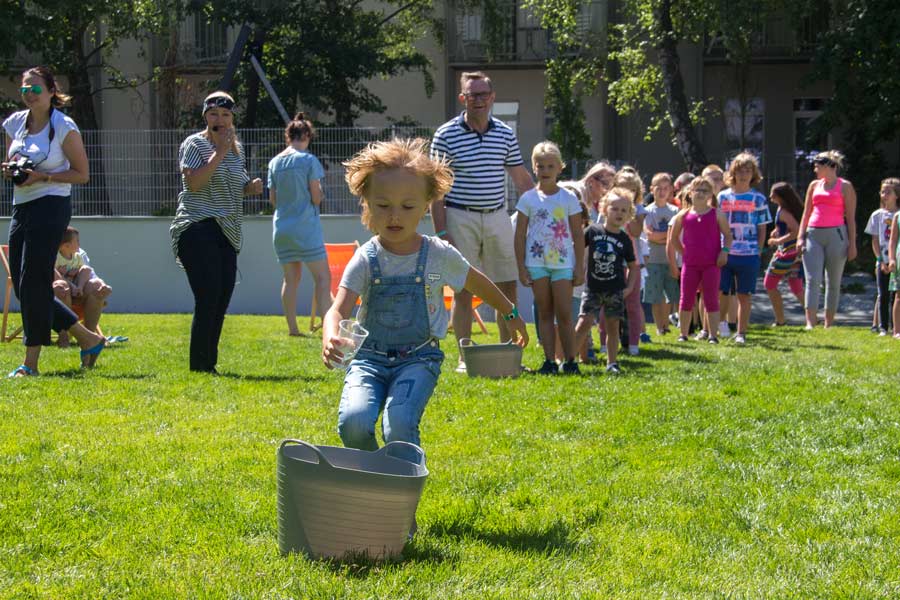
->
[337,240,444,456]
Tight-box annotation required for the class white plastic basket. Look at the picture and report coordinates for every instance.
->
[458,338,523,378]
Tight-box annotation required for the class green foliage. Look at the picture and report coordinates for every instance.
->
[209,0,438,127]
[807,0,900,227]
[1,316,899,596]
[523,0,603,166]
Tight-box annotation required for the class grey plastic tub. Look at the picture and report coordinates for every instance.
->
[458,338,522,378]
[277,439,428,559]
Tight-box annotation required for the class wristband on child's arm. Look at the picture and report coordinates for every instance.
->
[435,230,447,238]
[503,304,520,321]
[721,246,730,253]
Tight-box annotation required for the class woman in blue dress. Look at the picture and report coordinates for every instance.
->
[267,112,331,336]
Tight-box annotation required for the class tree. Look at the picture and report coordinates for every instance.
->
[0,0,185,213]
[807,0,900,222]
[199,0,438,127]
[525,0,603,169]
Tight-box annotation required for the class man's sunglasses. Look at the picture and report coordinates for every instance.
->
[20,85,43,95]
[463,92,492,101]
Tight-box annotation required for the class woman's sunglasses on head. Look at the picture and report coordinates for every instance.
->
[813,158,837,168]
[20,85,43,95]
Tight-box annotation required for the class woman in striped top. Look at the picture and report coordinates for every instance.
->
[170,91,263,373]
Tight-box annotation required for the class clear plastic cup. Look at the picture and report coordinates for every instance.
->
[328,319,369,369]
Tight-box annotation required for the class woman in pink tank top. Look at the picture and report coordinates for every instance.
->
[797,150,858,328]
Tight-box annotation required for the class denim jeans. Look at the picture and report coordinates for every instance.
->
[337,347,443,460]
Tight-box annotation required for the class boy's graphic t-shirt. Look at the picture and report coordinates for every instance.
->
[644,203,679,264]
[717,187,772,256]
[515,187,582,270]
[584,224,635,293]
[55,249,90,280]
[340,236,471,339]
[865,207,895,263]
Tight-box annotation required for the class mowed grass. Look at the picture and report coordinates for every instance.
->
[1,314,899,598]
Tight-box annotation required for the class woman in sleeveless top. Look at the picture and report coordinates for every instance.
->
[797,150,857,329]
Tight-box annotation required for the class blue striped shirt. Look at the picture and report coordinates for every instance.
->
[431,113,524,210]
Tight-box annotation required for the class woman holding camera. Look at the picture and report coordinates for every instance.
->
[170,91,263,373]
[2,66,106,377]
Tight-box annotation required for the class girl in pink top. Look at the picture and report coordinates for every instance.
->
[669,177,733,343]
[797,150,858,329]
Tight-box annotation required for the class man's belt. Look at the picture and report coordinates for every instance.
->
[444,201,505,213]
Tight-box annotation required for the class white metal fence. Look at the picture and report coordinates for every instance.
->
[0,126,436,217]
[0,125,818,216]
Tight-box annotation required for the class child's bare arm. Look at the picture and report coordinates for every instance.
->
[669,212,685,256]
[514,212,531,287]
[569,213,585,287]
[464,267,529,347]
[889,216,899,271]
[321,287,360,368]
[623,260,639,298]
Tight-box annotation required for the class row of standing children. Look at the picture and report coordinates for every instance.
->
[865,178,900,338]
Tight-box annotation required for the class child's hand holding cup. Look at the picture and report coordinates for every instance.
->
[324,319,369,370]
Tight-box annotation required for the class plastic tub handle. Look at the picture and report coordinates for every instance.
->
[458,338,476,348]
[279,439,332,468]
[378,441,427,467]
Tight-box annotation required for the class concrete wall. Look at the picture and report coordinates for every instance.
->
[1,216,377,314]
[1,215,534,321]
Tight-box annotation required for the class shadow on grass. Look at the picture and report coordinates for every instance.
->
[624,348,714,364]
[44,369,156,380]
[428,517,577,555]
[316,536,459,577]
[214,372,330,383]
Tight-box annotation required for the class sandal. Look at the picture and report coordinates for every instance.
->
[8,364,37,378]
[80,342,105,368]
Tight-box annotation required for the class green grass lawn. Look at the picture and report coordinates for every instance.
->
[1,315,899,598]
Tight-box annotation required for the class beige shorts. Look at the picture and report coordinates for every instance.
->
[445,206,518,283]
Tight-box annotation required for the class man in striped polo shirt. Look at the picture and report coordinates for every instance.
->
[431,71,534,370]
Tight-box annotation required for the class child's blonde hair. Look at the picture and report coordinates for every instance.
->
[343,138,454,231]
[531,141,565,168]
[601,186,636,221]
[612,169,644,205]
[651,172,673,188]
[725,152,762,187]
[812,150,846,171]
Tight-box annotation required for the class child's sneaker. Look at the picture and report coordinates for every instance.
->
[599,345,607,355]
[733,333,746,345]
[538,360,559,375]
[871,326,881,333]
[708,336,719,344]
[605,362,622,375]
[677,335,689,342]
[639,332,652,343]
[628,345,640,356]
[668,313,680,327]
[879,329,888,337]
[561,360,581,375]
[718,322,731,338]
[694,329,709,341]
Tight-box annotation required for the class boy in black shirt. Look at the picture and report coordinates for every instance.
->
[574,187,639,373]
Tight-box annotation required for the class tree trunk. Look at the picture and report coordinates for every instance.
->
[653,0,708,172]
[65,24,111,215]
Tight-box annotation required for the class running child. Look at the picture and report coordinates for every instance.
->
[322,138,528,460]
[764,182,806,327]
[515,141,584,375]
[574,187,639,374]
[865,178,899,335]
[668,177,732,343]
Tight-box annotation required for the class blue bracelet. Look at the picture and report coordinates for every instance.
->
[503,304,520,321]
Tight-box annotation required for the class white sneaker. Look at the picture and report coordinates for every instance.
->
[628,345,639,356]
[599,345,607,355]
[733,333,746,345]
[668,313,680,327]
[694,330,709,341]
[718,322,731,338]
[455,362,467,373]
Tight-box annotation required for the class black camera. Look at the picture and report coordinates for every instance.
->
[8,157,36,185]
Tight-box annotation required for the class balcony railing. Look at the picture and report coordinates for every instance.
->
[179,15,231,65]
[447,0,605,65]
[704,15,819,61]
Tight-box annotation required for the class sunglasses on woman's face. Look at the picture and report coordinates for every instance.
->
[20,85,43,95]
